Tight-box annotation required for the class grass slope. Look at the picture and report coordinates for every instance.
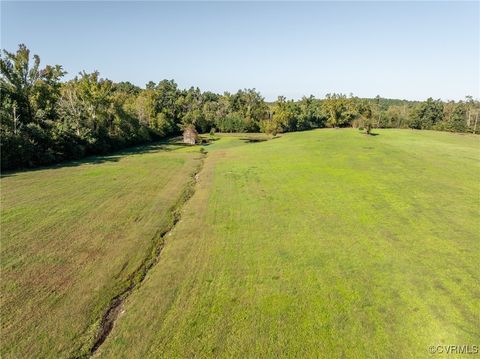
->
[0,143,203,358]
[96,129,479,358]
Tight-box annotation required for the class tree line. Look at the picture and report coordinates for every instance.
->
[1,44,479,170]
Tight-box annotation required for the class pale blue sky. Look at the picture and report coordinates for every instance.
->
[1,1,479,101]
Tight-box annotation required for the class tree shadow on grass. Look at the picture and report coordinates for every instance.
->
[241,138,268,143]
[359,130,380,136]
[240,135,280,143]
[0,137,191,179]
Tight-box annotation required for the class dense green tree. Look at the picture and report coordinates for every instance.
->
[1,44,477,171]
[1,44,65,127]
[215,112,246,133]
[383,105,409,128]
[230,89,268,131]
[322,94,358,127]
[1,44,67,168]
[357,100,374,134]
[270,96,299,132]
[410,98,444,129]
[297,96,325,130]
[436,102,467,132]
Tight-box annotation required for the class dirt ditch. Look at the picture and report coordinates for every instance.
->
[75,154,206,358]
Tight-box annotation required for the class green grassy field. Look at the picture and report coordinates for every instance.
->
[97,129,479,358]
[1,129,479,358]
[0,143,203,358]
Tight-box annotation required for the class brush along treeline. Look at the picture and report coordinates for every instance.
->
[2,44,479,170]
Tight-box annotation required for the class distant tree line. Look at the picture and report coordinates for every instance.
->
[1,44,479,170]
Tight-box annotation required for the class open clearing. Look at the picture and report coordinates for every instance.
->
[1,129,479,358]
[0,143,203,358]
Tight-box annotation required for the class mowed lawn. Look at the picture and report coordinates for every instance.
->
[0,144,203,358]
[96,129,479,358]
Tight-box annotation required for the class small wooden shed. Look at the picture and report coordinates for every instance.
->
[183,125,199,145]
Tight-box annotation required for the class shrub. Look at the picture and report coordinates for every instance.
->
[215,112,246,133]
